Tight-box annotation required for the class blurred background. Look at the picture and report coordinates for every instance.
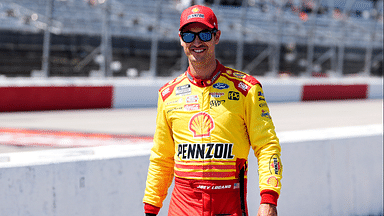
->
[0,1,382,216]
[0,0,382,79]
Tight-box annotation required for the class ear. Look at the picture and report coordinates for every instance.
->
[214,30,221,45]
[179,32,183,45]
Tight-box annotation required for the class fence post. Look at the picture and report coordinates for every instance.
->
[41,0,54,77]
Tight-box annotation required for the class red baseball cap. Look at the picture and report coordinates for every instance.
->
[179,5,218,31]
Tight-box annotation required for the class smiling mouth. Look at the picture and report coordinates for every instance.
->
[191,47,206,53]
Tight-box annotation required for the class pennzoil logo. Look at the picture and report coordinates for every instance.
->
[177,143,234,160]
[269,154,282,175]
[189,112,214,138]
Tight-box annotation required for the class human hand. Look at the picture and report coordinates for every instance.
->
[257,203,277,216]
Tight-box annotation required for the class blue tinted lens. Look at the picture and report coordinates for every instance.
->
[181,30,215,43]
[198,32,212,42]
[182,33,195,43]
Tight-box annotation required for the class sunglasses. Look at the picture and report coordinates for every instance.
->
[180,29,218,43]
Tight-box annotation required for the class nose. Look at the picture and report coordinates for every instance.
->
[192,34,203,45]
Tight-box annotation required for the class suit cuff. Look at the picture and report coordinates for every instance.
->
[260,189,279,206]
[144,203,160,215]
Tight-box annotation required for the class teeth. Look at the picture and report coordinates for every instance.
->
[194,50,203,53]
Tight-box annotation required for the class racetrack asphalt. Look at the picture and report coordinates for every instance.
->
[0,99,382,154]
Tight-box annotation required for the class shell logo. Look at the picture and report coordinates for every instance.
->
[267,176,279,187]
[192,7,200,13]
[189,112,214,138]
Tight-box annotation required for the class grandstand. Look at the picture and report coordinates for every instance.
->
[0,0,382,77]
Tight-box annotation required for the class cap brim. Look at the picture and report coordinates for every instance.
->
[179,20,214,31]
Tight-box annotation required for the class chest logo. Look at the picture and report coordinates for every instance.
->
[189,112,215,138]
[213,83,229,90]
[228,91,240,100]
[186,95,199,103]
[176,84,191,96]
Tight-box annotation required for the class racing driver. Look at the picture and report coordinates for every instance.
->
[143,4,282,216]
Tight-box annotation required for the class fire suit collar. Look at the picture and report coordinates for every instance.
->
[186,60,223,87]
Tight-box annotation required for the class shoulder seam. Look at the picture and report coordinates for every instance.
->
[159,73,187,92]
[159,75,187,101]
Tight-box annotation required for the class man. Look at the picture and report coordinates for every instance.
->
[143,5,282,216]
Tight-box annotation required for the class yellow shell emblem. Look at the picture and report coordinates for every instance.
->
[267,176,279,187]
[189,112,214,138]
[192,7,200,13]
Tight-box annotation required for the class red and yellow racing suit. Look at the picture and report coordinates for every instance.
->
[143,61,282,216]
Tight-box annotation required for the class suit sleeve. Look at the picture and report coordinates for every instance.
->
[244,84,283,206]
[143,93,175,209]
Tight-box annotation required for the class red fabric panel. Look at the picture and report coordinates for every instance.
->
[302,84,368,101]
[144,203,160,215]
[260,189,279,206]
[0,86,113,112]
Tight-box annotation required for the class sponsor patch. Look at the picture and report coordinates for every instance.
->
[267,176,279,187]
[166,98,183,105]
[258,91,264,97]
[176,84,191,96]
[259,97,266,101]
[261,110,271,119]
[184,104,200,111]
[162,87,170,97]
[210,100,225,109]
[233,72,246,78]
[211,72,221,82]
[177,143,234,160]
[213,83,229,90]
[186,95,199,104]
[238,82,249,92]
[166,107,182,114]
[189,112,214,138]
[187,13,204,20]
[209,92,224,98]
[259,102,268,107]
[269,154,282,175]
[228,91,240,100]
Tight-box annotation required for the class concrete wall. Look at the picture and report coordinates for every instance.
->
[0,124,382,216]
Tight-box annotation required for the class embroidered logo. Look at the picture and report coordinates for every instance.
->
[213,83,229,90]
[267,176,279,187]
[189,112,214,138]
[184,104,200,111]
